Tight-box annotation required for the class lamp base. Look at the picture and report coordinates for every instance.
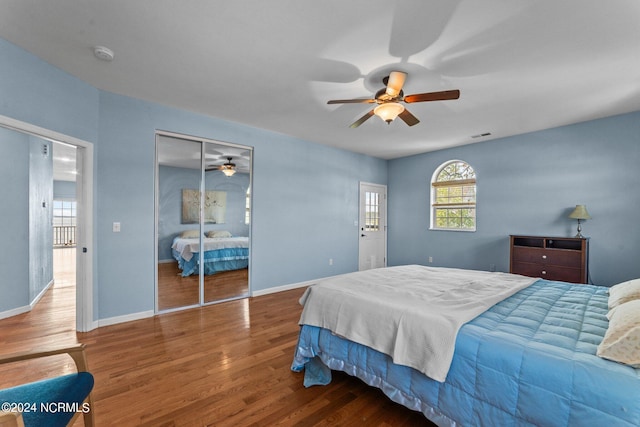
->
[574,219,585,238]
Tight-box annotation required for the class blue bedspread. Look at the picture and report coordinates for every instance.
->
[292,280,640,426]
[172,247,248,277]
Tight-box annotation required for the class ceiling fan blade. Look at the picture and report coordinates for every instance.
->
[404,89,460,103]
[398,109,420,126]
[385,71,407,97]
[350,110,375,128]
[328,98,376,104]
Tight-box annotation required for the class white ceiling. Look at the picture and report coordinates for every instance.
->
[2,1,639,160]
[157,134,251,174]
[52,141,77,182]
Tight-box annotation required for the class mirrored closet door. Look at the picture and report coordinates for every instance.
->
[155,132,252,313]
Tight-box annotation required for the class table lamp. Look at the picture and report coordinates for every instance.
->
[568,205,591,238]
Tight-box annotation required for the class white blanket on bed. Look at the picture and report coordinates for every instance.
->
[298,265,536,382]
[172,237,249,261]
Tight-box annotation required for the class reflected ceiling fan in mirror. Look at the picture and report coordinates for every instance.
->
[328,71,460,128]
[206,157,236,176]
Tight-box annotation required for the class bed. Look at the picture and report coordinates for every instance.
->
[291,265,640,426]
[171,236,249,277]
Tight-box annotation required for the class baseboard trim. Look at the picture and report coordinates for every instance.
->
[0,279,55,320]
[0,305,31,320]
[31,279,54,309]
[97,273,347,325]
[97,310,155,327]
[251,273,346,297]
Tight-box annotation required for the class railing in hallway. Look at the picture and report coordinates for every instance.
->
[53,225,76,247]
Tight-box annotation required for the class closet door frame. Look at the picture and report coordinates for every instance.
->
[154,130,253,314]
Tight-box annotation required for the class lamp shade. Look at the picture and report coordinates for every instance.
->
[220,157,236,177]
[568,205,591,220]
[221,167,236,177]
[374,102,405,123]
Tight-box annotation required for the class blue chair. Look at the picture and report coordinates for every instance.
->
[0,344,94,427]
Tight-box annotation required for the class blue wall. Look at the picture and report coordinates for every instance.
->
[0,129,54,311]
[96,91,386,318]
[0,38,99,143]
[0,127,30,312]
[1,38,98,316]
[28,136,54,301]
[158,165,250,261]
[1,37,387,321]
[388,111,640,287]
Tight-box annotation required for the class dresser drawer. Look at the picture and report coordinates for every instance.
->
[512,247,582,267]
[510,235,588,285]
[511,262,584,283]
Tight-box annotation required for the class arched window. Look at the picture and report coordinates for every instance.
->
[431,160,476,231]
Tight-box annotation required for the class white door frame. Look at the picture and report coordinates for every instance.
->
[154,130,253,313]
[358,182,387,270]
[0,114,94,332]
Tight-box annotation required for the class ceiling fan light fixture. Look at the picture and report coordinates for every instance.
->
[221,167,236,177]
[374,102,405,124]
[221,157,236,177]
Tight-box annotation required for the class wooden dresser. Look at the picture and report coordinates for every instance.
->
[509,235,589,284]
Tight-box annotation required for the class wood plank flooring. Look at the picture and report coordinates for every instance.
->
[0,249,435,426]
[157,262,249,311]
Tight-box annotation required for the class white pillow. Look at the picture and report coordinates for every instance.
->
[608,278,640,309]
[206,230,232,238]
[597,299,640,368]
[180,230,200,238]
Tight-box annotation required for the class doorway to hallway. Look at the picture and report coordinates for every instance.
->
[52,247,77,328]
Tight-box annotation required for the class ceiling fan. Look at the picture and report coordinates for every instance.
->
[206,157,236,176]
[327,71,460,128]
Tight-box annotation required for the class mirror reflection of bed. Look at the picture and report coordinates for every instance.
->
[156,132,252,312]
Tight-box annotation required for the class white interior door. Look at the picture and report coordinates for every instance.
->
[358,182,387,271]
[74,144,94,331]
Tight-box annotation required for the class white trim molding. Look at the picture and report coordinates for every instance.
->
[0,114,95,332]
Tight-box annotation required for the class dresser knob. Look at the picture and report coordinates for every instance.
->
[542,255,547,259]
[542,271,547,275]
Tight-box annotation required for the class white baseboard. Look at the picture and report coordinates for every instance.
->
[251,281,309,297]
[31,279,54,309]
[0,279,56,320]
[78,320,99,333]
[0,305,31,320]
[250,273,346,297]
[97,310,155,327]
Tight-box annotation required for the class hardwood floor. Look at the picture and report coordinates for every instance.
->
[0,249,435,426]
[157,262,249,311]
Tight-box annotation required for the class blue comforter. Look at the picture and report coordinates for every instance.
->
[172,247,248,277]
[292,280,640,426]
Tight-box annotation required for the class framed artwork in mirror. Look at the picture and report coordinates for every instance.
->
[182,189,226,224]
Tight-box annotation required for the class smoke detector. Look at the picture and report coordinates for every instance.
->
[93,46,114,61]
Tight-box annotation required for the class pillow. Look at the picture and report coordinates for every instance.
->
[597,299,640,368]
[179,230,200,239]
[206,230,232,238]
[608,278,640,309]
